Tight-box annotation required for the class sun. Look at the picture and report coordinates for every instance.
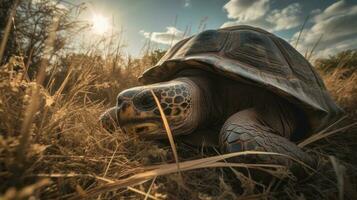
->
[91,14,110,35]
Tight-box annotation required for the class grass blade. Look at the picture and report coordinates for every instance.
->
[0,0,19,63]
[150,90,180,173]
[70,151,312,199]
[299,121,357,147]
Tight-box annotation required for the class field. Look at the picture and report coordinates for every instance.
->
[1,47,357,200]
[1,1,357,200]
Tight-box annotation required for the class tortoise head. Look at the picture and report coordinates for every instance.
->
[100,77,205,138]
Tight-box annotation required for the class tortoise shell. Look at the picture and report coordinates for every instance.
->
[139,25,344,134]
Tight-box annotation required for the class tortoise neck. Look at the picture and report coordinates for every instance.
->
[176,72,280,131]
[174,69,262,128]
[175,69,233,128]
[177,75,219,130]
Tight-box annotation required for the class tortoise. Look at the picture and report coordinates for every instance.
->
[100,25,343,169]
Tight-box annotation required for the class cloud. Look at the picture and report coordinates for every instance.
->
[291,0,357,58]
[184,0,190,7]
[315,38,357,58]
[267,3,302,31]
[221,0,302,31]
[223,0,269,21]
[140,27,184,45]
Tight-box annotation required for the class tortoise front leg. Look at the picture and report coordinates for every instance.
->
[219,108,315,172]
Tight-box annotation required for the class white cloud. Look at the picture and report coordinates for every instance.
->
[221,0,302,31]
[291,0,357,58]
[316,38,357,58]
[140,30,151,38]
[223,0,269,21]
[221,18,272,31]
[267,3,302,31]
[313,0,353,21]
[140,27,184,45]
[184,0,190,7]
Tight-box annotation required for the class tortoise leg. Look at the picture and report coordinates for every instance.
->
[219,108,315,171]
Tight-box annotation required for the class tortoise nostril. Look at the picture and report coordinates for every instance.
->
[121,102,130,112]
[135,126,148,133]
[117,96,125,107]
[100,107,119,133]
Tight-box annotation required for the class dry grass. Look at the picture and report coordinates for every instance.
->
[0,51,356,199]
[0,6,356,198]
[322,68,357,115]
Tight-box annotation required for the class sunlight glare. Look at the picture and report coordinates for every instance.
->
[91,14,110,35]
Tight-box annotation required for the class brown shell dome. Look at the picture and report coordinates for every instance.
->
[139,25,344,134]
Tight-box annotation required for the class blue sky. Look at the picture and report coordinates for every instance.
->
[72,0,357,58]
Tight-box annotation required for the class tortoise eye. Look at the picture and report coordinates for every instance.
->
[133,90,157,110]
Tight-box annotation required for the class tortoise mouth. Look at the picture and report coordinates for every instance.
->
[118,117,161,125]
[121,120,167,139]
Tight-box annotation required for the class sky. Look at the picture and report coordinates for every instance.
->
[70,0,357,58]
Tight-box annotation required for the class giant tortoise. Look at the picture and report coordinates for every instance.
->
[100,25,343,169]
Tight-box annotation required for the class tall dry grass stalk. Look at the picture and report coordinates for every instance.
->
[150,90,181,173]
[299,119,357,148]
[16,13,60,164]
[294,14,309,49]
[0,0,19,63]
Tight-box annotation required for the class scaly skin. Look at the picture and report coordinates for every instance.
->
[219,108,315,168]
[100,70,315,171]
[101,77,205,139]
